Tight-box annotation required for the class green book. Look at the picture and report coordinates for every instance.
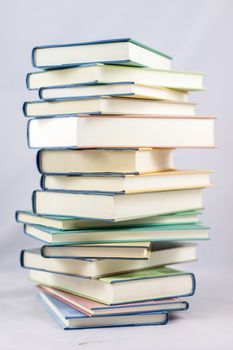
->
[24,222,209,245]
[29,266,195,304]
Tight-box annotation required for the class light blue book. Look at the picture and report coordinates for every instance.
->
[38,291,169,329]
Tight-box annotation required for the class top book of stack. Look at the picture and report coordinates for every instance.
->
[31,38,172,70]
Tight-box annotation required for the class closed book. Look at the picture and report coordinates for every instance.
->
[32,188,204,221]
[27,64,203,91]
[38,291,169,329]
[28,115,215,149]
[16,209,201,231]
[21,243,197,278]
[23,97,195,118]
[37,148,174,175]
[24,223,208,245]
[41,170,211,194]
[39,83,188,102]
[38,285,189,316]
[29,266,196,304]
[32,38,172,70]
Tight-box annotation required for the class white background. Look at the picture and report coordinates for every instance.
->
[1,0,233,349]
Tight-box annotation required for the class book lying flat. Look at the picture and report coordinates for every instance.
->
[23,97,195,118]
[24,222,208,245]
[30,266,195,304]
[32,38,172,70]
[39,83,188,103]
[38,291,169,329]
[32,188,204,221]
[37,148,174,175]
[41,242,152,260]
[16,209,201,230]
[21,243,197,278]
[41,170,211,194]
[38,285,189,316]
[27,64,203,91]
[28,115,215,149]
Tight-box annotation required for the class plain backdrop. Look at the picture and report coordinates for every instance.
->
[0,0,233,349]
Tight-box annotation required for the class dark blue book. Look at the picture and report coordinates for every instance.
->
[38,291,169,329]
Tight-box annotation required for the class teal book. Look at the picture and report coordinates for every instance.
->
[30,266,195,304]
[31,38,172,70]
[24,222,209,245]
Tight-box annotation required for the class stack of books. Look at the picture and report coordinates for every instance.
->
[17,38,214,330]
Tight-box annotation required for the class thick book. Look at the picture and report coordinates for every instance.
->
[21,243,197,278]
[39,83,188,102]
[28,115,215,149]
[38,285,189,316]
[38,291,169,329]
[37,148,174,175]
[24,223,208,244]
[27,64,203,91]
[41,170,211,194]
[23,97,195,118]
[32,38,172,70]
[40,242,152,260]
[16,209,201,230]
[29,266,196,304]
[32,187,204,221]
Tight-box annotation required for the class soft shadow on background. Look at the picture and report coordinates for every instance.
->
[0,0,232,349]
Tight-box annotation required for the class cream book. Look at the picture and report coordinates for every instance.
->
[21,243,197,278]
[27,64,203,91]
[41,170,211,194]
[29,266,195,304]
[39,83,188,102]
[32,188,204,221]
[32,38,172,69]
[23,97,195,118]
[37,148,174,175]
[28,115,215,149]
[16,210,201,231]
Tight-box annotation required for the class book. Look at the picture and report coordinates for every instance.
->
[41,242,152,260]
[27,64,203,91]
[21,243,197,278]
[32,187,204,221]
[24,223,208,244]
[39,83,188,102]
[29,266,196,304]
[41,170,211,194]
[28,115,215,149]
[16,209,201,230]
[38,285,189,316]
[23,97,195,118]
[32,38,172,70]
[38,291,169,329]
[37,148,174,175]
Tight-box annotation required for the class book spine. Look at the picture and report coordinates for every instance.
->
[20,250,26,268]
[31,191,37,213]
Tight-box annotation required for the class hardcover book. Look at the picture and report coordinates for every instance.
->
[30,266,196,304]
[38,285,189,316]
[38,291,169,329]
[32,38,172,69]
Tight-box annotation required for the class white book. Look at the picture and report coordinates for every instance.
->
[21,243,197,278]
[28,115,215,149]
[24,97,195,117]
[32,188,204,221]
[41,170,211,194]
[39,83,188,103]
[27,64,203,91]
[37,148,174,175]
[32,38,172,69]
